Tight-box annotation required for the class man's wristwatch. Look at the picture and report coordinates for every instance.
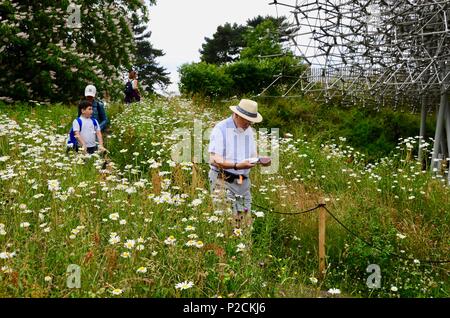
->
[234,162,237,170]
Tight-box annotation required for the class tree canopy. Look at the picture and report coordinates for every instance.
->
[199,22,246,65]
[180,15,306,99]
[199,15,296,65]
[0,0,167,103]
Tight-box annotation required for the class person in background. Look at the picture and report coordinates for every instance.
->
[124,70,141,104]
[80,84,108,132]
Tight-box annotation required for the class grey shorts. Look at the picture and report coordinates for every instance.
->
[209,169,252,213]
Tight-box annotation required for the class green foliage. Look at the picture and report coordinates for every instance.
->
[327,108,435,160]
[200,22,246,65]
[257,97,314,134]
[179,57,306,99]
[240,20,282,60]
[178,62,233,98]
[246,15,298,45]
[224,59,273,96]
[0,1,164,103]
[181,16,306,99]
[199,16,293,66]
[251,97,435,161]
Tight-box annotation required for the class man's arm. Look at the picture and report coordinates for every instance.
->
[210,153,255,170]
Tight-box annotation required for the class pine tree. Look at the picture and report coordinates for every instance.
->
[199,22,247,65]
[199,16,295,66]
[131,12,170,94]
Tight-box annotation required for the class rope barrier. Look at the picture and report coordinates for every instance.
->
[253,201,450,264]
[252,202,324,215]
[321,205,450,264]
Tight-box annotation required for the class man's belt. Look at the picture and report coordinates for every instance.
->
[216,169,248,183]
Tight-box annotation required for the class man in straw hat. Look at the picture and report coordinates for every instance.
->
[208,99,271,227]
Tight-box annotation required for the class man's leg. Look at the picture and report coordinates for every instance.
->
[209,170,229,212]
[209,170,237,234]
[239,177,253,228]
[226,177,252,228]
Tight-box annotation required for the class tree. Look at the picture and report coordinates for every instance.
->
[246,15,297,44]
[0,0,150,103]
[134,41,171,94]
[131,12,170,94]
[240,19,283,60]
[199,23,246,65]
[199,16,295,66]
[180,15,306,99]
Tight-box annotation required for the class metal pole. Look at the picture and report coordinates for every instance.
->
[445,94,450,184]
[419,95,427,163]
[431,87,447,172]
[440,137,448,162]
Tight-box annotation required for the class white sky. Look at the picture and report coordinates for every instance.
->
[148,0,288,95]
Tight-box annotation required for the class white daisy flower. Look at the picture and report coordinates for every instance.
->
[175,281,194,290]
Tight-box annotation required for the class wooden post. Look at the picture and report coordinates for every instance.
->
[318,206,326,279]
[191,163,198,197]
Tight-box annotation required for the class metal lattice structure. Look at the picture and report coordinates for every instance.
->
[267,0,450,177]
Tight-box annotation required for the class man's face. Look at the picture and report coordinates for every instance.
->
[86,96,94,102]
[235,114,252,130]
[81,106,93,118]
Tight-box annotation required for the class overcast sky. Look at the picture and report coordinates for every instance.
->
[148,0,288,94]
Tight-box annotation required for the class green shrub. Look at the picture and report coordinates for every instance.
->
[178,62,233,98]
[224,59,273,96]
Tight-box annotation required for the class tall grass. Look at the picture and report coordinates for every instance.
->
[0,98,448,298]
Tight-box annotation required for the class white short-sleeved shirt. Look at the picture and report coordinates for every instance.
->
[72,116,100,148]
[208,116,257,176]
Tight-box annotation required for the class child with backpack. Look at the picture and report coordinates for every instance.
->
[67,100,106,154]
[81,84,108,132]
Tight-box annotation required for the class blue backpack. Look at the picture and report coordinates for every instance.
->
[67,117,98,148]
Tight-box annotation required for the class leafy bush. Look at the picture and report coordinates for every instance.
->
[224,59,272,96]
[256,97,315,135]
[338,109,435,159]
[180,17,307,99]
[178,62,233,98]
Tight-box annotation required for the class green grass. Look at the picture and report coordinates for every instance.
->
[0,98,448,298]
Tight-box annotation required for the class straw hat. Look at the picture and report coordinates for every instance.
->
[229,99,263,123]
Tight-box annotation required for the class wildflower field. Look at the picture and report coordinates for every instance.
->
[0,98,448,298]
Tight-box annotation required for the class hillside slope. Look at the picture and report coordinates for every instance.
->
[0,98,448,297]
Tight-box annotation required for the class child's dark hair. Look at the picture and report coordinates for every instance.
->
[78,99,92,113]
